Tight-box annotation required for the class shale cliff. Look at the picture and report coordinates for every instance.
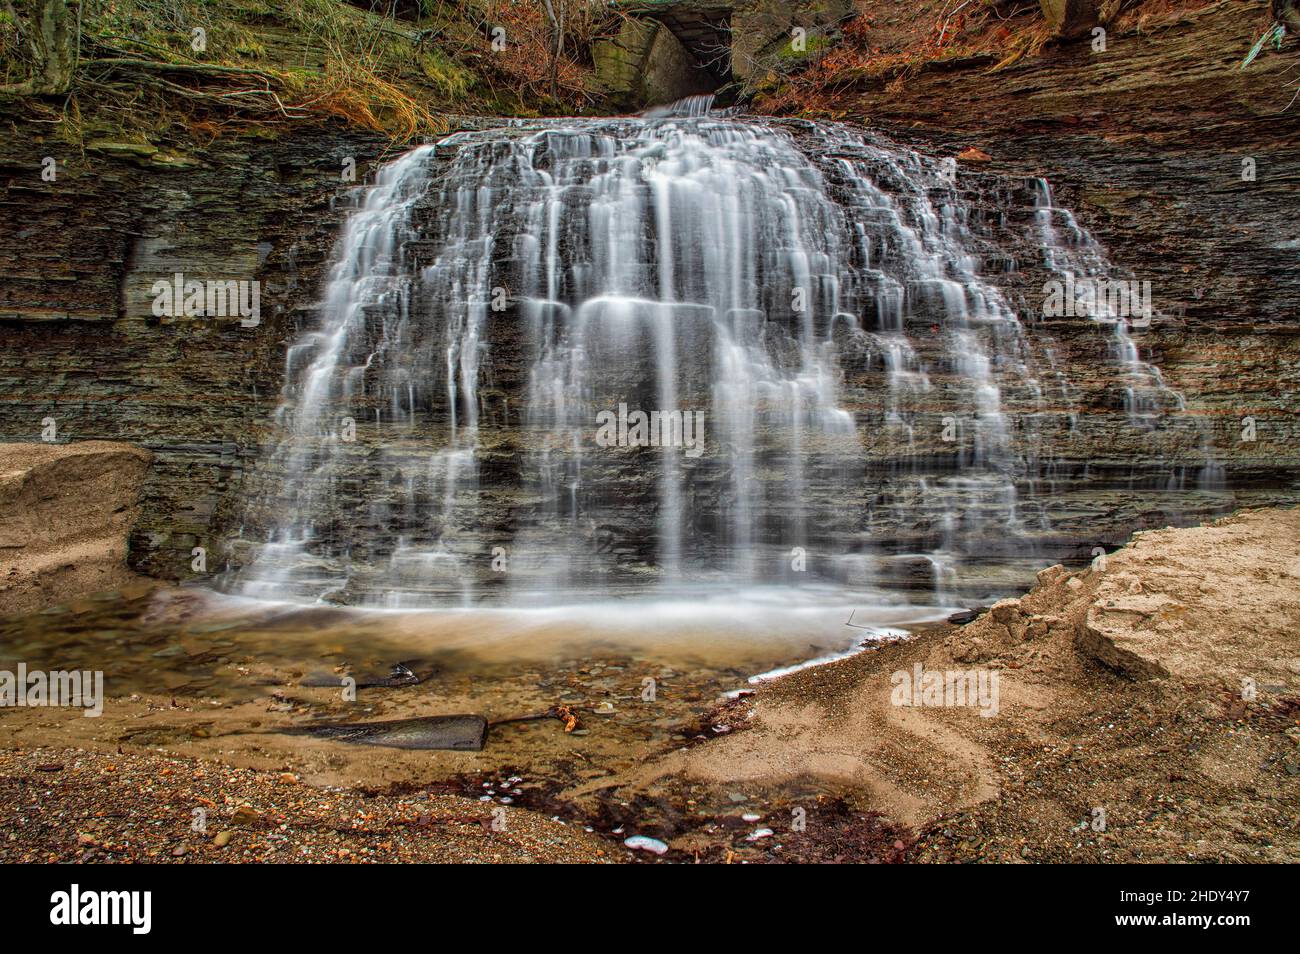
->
[0,0,1296,596]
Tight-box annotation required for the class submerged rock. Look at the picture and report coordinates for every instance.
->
[285,714,490,751]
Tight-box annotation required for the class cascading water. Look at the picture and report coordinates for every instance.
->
[1032,179,1177,425]
[1031,178,1225,490]
[231,104,1217,607]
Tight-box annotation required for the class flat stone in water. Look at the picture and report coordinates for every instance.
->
[286,714,489,751]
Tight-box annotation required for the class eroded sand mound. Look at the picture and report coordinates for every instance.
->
[593,507,1300,861]
[0,441,152,616]
[950,507,1300,690]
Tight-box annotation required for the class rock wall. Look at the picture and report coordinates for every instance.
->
[593,16,713,109]
[0,123,392,581]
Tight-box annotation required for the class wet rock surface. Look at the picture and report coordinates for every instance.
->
[286,714,491,751]
[2,5,1298,599]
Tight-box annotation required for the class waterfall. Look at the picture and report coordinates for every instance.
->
[1031,179,1180,425]
[641,94,718,118]
[231,109,1210,607]
[1031,179,1224,490]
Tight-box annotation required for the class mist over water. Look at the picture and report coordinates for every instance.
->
[230,104,1209,609]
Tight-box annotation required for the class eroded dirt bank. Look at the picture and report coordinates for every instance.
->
[2,507,1296,862]
[0,442,152,616]
[588,506,1300,862]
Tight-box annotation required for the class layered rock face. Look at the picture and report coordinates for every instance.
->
[797,2,1300,490]
[0,2,1296,605]
[226,114,1296,605]
[0,124,394,582]
[0,441,151,615]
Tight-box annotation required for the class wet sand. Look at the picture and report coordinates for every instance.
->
[4,509,1298,863]
[0,581,945,863]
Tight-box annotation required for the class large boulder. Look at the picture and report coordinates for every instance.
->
[0,441,152,616]
[1072,511,1300,687]
[945,507,1300,693]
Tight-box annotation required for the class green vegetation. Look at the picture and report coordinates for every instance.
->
[0,0,609,148]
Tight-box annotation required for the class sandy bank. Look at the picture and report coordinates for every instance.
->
[1,507,1296,863]
[0,441,151,617]
[586,507,1300,862]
